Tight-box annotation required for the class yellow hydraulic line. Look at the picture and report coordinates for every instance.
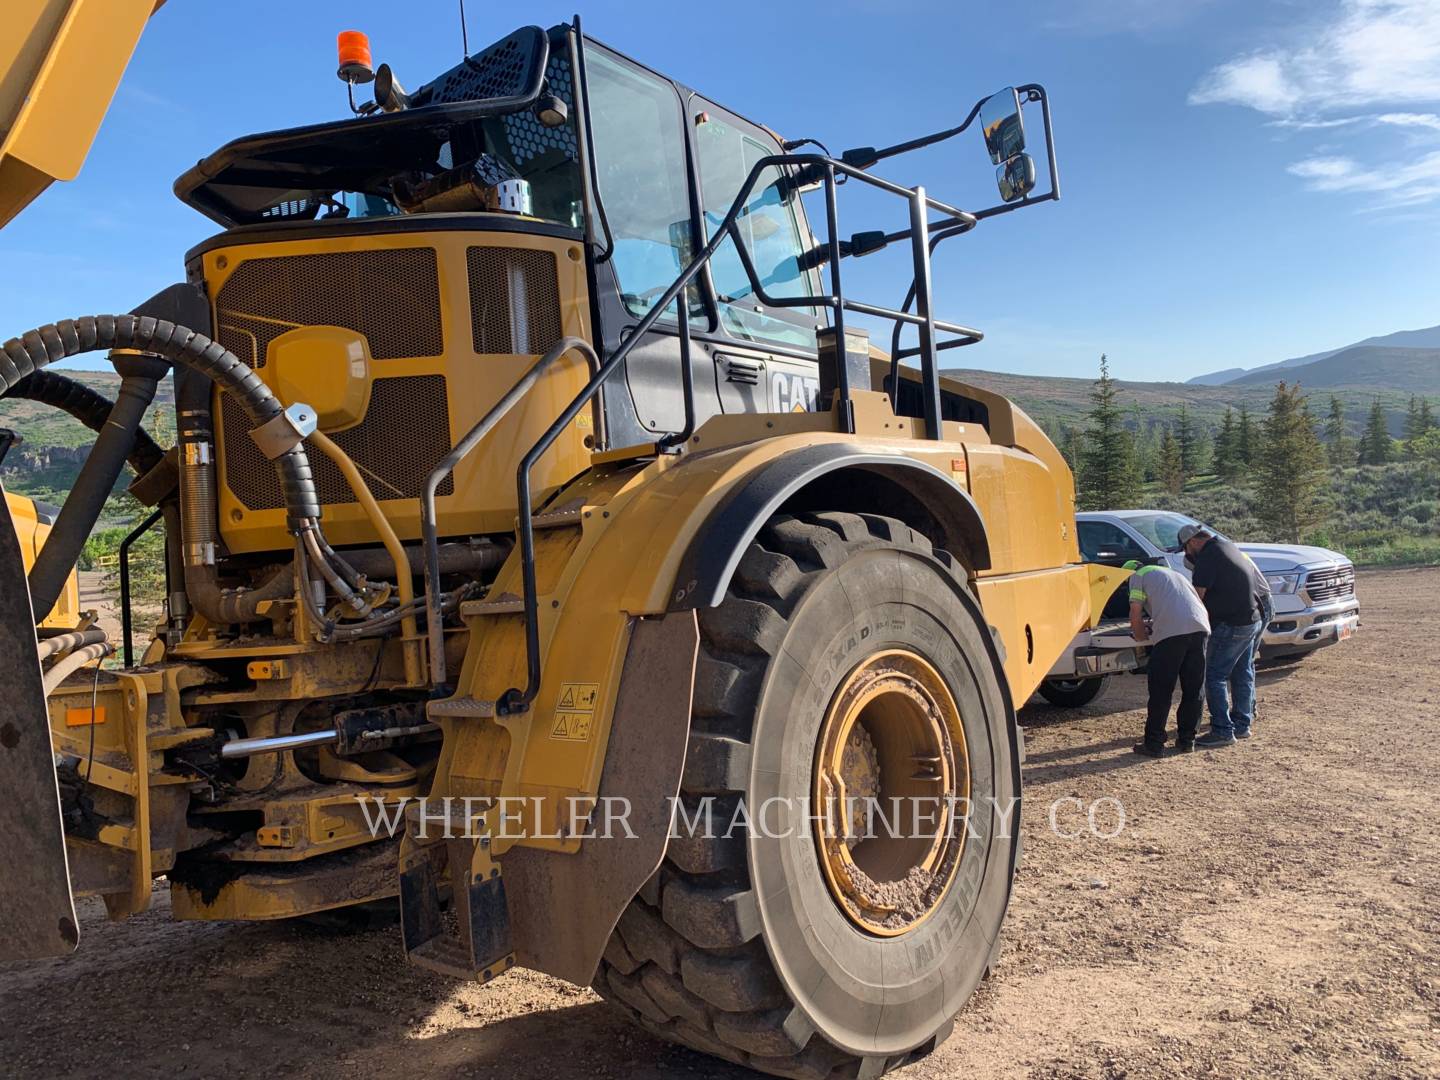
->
[307,431,424,686]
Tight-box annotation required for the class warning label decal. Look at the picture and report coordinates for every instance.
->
[550,682,600,741]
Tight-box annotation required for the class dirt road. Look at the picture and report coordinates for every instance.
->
[4,568,1436,1078]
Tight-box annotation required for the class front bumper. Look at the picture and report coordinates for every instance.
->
[1261,600,1360,657]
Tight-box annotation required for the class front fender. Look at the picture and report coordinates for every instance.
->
[666,443,991,611]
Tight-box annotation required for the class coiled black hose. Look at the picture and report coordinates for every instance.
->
[6,368,166,477]
[1,316,319,528]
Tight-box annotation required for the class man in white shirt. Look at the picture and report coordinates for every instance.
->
[1125,559,1211,757]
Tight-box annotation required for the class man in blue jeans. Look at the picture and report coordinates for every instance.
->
[1180,524,1262,747]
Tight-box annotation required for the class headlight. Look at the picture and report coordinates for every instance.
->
[1265,572,1301,594]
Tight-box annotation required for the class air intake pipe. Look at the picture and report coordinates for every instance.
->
[25,351,167,620]
[5,368,167,477]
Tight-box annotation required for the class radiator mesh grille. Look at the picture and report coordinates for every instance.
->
[221,376,454,511]
[467,247,562,354]
[215,248,443,367]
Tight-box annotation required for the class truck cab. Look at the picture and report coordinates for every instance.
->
[1077,510,1360,660]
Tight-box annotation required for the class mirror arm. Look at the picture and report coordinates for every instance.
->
[837,94,989,172]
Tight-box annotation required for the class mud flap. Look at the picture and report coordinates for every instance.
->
[502,611,698,985]
[0,482,79,959]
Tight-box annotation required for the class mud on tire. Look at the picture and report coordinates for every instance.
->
[595,512,1021,1079]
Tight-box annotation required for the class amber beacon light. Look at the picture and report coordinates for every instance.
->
[336,30,374,83]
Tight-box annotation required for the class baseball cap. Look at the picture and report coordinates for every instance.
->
[1176,523,1211,546]
[1122,559,1144,572]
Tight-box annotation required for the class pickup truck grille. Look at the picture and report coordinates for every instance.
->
[1305,566,1355,604]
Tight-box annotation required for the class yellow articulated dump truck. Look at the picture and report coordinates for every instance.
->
[1,3,1088,1074]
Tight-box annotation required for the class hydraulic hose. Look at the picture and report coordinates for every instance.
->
[0,316,321,530]
[27,352,168,620]
[2,315,337,629]
[36,628,107,661]
[42,641,115,695]
[309,429,424,685]
[5,369,166,477]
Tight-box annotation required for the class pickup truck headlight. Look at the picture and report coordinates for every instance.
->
[1264,571,1301,594]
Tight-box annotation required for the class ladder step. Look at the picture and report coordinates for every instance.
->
[532,505,585,529]
[460,591,524,617]
[428,697,497,719]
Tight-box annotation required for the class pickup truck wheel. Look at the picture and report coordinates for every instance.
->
[1037,675,1109,708]
[595,511,1020,1078]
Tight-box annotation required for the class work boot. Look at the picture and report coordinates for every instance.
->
[1132,742,1165,758]
[1195,731,1236,749]
[1174,741,1195,754]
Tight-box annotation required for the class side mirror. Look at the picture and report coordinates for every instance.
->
[979,88,1026,164]
[996,153,1037,202]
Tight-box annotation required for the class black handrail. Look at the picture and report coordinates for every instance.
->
[420,337,601,688]
[119,507,165,667]
[416,82,1061,712]
[495,150,1010,713]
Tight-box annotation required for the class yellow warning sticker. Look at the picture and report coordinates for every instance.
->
[555,682,599,713]
[551,711,595,741]
[551,683,600,741]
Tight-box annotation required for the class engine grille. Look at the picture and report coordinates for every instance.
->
[1304,565,1355,604]
[220,376,454,511]
[215,248,443,367]
[467,247,562,354]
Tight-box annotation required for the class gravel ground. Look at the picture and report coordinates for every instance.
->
[3,567,1436,1079]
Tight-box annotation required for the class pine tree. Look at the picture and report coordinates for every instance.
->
[1358,399,1393,465]
[1177,405,1198,482]
[1404,395,1426,458]
[1421,397,1435,433]
[1237,404,1259,470]
[1076,354,1140,511]
[1258,382,1326,542]
[1323,394,1353,469]
[1158,427,1184,495]
[1214,407,1241,478]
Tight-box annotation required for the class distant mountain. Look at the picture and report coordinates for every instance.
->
[1226,345,1440,394]
[1188,324,1440,386]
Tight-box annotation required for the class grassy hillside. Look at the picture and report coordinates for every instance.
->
[1143,462,1440,567]
[945,366,1420,436]
[1227,345,1440,393]
[0,370,174,513]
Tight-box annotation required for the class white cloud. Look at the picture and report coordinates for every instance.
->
[1191,1,1440,114]
[1288,150,1440,205]
[1376,111,1440,129]
[1193,2,1440,206]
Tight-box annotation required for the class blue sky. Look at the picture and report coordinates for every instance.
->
[3,0,1438,383]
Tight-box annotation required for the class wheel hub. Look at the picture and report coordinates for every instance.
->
[812,649,970,936]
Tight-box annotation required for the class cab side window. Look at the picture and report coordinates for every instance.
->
[586,50,693,319]
[1077,521,1148,566]
[693,107,820,348]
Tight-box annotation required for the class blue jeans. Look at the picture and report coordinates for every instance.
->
[1206,620,1261,736]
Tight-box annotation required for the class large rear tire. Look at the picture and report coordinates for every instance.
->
[595,512,1020,1078]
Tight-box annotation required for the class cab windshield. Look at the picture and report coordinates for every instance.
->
[1123,512,1229,552]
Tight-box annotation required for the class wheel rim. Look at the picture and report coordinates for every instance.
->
[812,648,970,937]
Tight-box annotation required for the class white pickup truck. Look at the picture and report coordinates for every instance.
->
[1038,510,1360,707]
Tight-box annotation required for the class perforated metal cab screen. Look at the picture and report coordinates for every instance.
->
[221,376,454,512]
[215,248,443,368]
[426,30,542,104]
[503,53,579,165]
[467,247,563,354]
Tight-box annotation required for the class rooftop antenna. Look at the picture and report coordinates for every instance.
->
[459,0,470,58]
